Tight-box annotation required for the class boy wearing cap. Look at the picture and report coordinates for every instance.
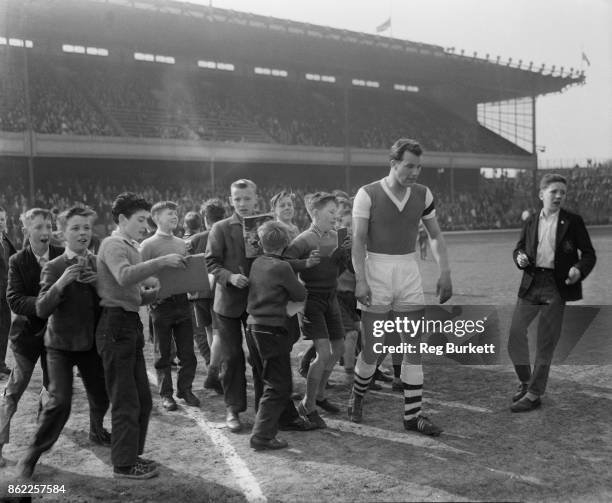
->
[285,192,350,429]
[246,221,306,450]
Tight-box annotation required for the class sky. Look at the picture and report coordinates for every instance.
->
[192,0,611,165]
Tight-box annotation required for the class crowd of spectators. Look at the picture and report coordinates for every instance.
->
[1,54,527,155]
[1,165,610,248]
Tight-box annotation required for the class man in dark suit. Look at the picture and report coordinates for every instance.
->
[17,207,110,478]
[0,208,63,466]
[0,206,17,376]
[186,200,226,394]
[508,173,596,412]
[206,180,257,432]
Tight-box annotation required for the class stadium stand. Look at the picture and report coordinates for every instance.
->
[1,54,529,154]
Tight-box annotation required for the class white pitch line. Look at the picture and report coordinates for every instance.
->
[324,418,474,455]
[368,389,493,413]
[485,467,547,487]
[146,371,266,503]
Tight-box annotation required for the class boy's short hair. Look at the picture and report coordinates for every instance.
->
[111,192,151,224]
[201,198,226,224]
[0,205,6,214]
[183,211,202,232]
[270,190,295,210]
[230,179,257,192]
[57,206,97,231]
[332,190,350,201]
[338,207,352,219]
[257,221,289,252]
[390,138,423,161]
[20,208,53,228]
[304,192,337,217]
[151,201,178,218]
[539,173,568,190]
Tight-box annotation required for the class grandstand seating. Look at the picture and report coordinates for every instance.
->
[1,52,528,155]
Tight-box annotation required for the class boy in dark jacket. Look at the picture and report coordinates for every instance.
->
[17,207,110,478]
[0,208,63,467]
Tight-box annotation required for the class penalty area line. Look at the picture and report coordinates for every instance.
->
[146,371,266,503]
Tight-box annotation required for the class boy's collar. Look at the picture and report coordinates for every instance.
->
[65,248,90,259]
[310,224,330,237]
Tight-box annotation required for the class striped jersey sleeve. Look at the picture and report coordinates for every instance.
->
[422,187,436,220]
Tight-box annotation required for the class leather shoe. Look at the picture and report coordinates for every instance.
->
[89,428,111,446]
[177,390,201,407]
[374,368,393,383]
[315,398,340,414]
[226,411,242,433]
[512,383,529,402]
[278,417,317,431]
[510,395,541,413]
[162,396,178,411]
[203,376,224,395]
[250,436,288,451]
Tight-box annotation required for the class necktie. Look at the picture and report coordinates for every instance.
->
[38,256,48,268]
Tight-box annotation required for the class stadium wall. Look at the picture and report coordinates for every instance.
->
[0,132,537,171]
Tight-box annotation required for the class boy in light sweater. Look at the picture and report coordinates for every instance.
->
[246,221,306,450]
[140,201,199,411]
[96,192,185,479]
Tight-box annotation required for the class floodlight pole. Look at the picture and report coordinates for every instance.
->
[343,76,351,193]
[531,94,538,204]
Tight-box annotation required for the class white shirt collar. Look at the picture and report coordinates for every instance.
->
[539,209,560,221]
[33,248,49,263]
[65,248,90,260]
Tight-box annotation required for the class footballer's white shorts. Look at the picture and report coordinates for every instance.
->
[358,252,425,313]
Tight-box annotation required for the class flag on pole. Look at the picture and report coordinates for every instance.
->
[376,17,391,33]
[581,51,591,66]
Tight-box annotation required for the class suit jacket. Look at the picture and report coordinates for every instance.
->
[205,213,252,318]
[36,253,101,352]
[6,244,64,360]
[513,208,596,301]
[0,232,17,301]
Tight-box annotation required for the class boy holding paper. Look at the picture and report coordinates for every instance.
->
[140,201,199,411]
[96,192,185,479]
